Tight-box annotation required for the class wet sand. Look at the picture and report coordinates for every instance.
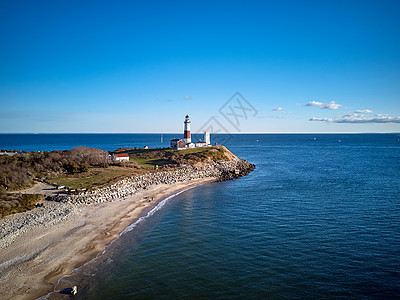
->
[0,178,215,300]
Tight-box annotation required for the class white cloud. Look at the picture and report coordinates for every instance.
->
[272,107,284,111]
[309,117,333,122]
[354,109,373,114]
[306,101,323,107]
[184,96,192,100]
[306,100,342,110]
[309,110,400,124]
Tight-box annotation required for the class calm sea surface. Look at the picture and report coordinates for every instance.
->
[2,134,400,299]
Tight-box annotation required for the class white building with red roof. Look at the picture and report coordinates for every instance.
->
[113,153,130,162]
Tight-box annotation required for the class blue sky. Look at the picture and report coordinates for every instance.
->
[0,0,399,133]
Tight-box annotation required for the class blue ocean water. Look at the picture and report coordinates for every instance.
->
[3,134,400,298]
[0,133,178,152]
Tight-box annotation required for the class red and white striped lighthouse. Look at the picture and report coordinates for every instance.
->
[184,115,191,143]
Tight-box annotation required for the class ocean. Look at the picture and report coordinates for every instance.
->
[1,133,400,299]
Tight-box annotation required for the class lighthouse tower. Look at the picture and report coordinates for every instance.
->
[184,115,191,143]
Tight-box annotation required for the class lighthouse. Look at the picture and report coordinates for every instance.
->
[184,115,191,144]
[171,115,212,149]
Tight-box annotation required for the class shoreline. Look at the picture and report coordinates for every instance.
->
[0,177,216,300]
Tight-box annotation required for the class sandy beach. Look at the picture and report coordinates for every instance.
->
[0,177,215,300]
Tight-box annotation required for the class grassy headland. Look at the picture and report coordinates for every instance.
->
[0,145,239,218]
[118,145,236,168]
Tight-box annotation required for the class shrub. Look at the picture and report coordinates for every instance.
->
[0,192,43,219]
[0,147,110,190]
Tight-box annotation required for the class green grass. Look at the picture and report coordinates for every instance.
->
[166,147,214,155]
[120,146,216,156]
[121,146,226,168]
[50,166,147,189]
[133,157,170,169]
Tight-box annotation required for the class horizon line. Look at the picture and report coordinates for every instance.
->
[1,132,399,135]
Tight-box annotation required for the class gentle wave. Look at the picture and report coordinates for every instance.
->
[120,188,191,236]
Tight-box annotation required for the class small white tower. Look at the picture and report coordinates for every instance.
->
[184,115,191,143]
[204,131,210,145]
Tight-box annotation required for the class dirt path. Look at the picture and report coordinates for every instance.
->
[11,182,59,196]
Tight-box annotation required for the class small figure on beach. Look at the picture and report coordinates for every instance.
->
[71,286,78,295]
[59,285,77,296]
